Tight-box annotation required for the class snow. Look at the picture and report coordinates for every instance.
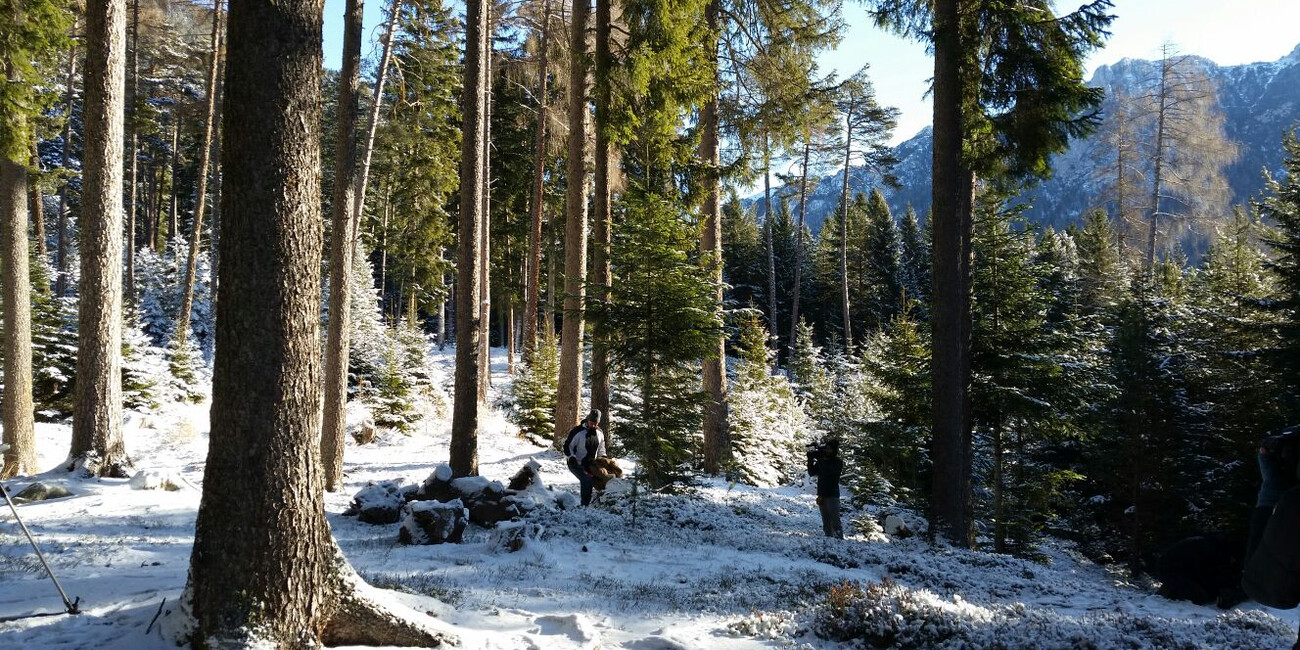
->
[0,347,1297,649]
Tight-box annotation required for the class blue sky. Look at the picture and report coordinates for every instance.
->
[323,0,1300,144]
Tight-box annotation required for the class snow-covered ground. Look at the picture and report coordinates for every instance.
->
[1,348,1297,649]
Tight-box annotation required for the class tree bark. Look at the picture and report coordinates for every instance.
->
[55,37,77,299]
[928,0,974,548]
[590,0,612,438]
[786,137,811,356]
[176,0,223,348]
[186,0,453,645]
[839,114,853,349]
[321,0,364,493]
[168,113,180,249]
[1,158,37,478]
[553,0,589,447]
[763,133,777,369]
[29,146,47,263]
[478,6,494,402]
[71,0,131,478]
[699,0,727,475]
[451,0,489,476]
[126,0,139,308]
[522,0,551,357]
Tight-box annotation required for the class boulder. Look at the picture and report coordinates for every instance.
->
[490,521,545,552]
[415,463,459,503]
[128,470,187,492]
[350,479,419,525]
[11,481,73,503]
[399,499,468,545]
[351,419,378,445]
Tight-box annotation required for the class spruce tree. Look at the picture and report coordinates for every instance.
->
[727,313,807,487]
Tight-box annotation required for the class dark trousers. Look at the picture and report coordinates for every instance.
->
[818,495,843,538]
[569,462,593,506]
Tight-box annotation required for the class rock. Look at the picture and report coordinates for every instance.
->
[11,482,73,503]
[351,419,377,445]
[415,463,459,503]
[507,459,543,491]
[128,470,187,492]
[399,499,467,544]
[882,513,914,538]
[490,521,544,552]
[350,479,418,525]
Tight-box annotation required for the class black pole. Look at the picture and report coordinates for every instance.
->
[0,445,80,615]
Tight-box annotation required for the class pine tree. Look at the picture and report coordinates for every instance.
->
[510,329,559,442]
[727,313,807,487]
[1260,131,1300,418]
[184,0,448,642]
[858,302,931,507]
[870,0,1113,546]
[71,0,132,477]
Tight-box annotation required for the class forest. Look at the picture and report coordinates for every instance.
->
[3,0,1300,647]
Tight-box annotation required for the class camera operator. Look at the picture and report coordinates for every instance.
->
[807,439,844,539]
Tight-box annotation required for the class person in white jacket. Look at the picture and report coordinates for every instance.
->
[564,410,606,506]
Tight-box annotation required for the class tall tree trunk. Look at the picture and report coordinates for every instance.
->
[590,0,612,436]
[176,0,223,348]
[522,0,551,357]
[1145,57,1170,269]
[55,36,77,299]
[478,7,494,402]
[186,0,453,644]
[699,0,727,475]
[786,137,811,356]
[71,0,131,478]
[168,113,180,249]
[1,158,37,478]
[321,0,364,493]
[839,116,853,349]
[553,0,589,446]
[928,0,974,548]
[29,146,48,263]
[763,133,777,368]
[126,0,139,308]
[451,0,489,476]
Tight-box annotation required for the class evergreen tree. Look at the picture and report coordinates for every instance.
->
[857,302,931,508]
[1188,210,1282,535]
[727,313,807,487]
[898,205,930,311]
[510,330,559,442]
[1260,131,1300,418]
[861,188,903,332]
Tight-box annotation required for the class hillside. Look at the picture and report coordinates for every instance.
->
[755,44,1300,237]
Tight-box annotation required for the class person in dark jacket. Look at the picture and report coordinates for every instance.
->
[808,439,844,539]
[564,410,606,506]
[1241,428,1300,650]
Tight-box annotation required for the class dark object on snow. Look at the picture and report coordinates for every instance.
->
[1243,485,1300,609]
[808,440,844,539]
[588,457,623,491]
[12,482,73,504]
[0,456,81,618]
[1155,534,1243,607]
[398,499,467,544]
[347,480,418,525]
[508,460,543,491]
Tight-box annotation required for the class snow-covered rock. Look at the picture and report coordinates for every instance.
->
[399,499,467,545]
